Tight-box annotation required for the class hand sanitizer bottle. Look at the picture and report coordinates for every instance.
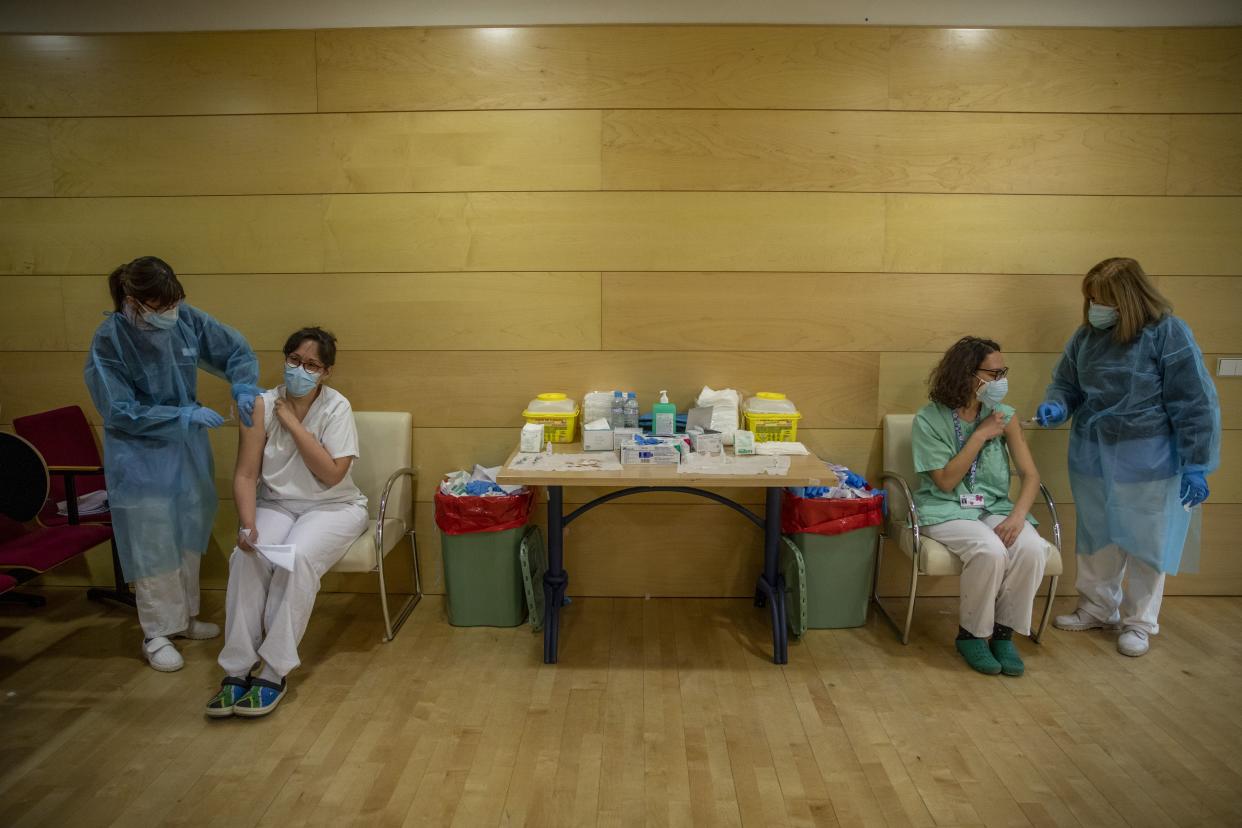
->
[653,390,676,436]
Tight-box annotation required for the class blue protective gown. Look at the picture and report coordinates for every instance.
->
[1045,315,1220,574]
[84,304,260,581]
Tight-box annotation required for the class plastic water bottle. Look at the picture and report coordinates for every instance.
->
[624,392,639,429]
[611,391,625,429]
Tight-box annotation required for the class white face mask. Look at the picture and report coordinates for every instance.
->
[975,377,1009,407]
[127,300,179,330]
[1088,301,1119,330]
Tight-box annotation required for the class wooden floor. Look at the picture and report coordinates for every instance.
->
[2,591,1241,827]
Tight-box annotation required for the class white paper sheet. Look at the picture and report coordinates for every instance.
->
[235,543,297,572]
[507,452,623,472]
[677,454,791,476]
[56,489,109,516]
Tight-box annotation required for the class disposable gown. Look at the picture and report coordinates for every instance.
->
[84,305,260,581]
[1045,316,1219,574]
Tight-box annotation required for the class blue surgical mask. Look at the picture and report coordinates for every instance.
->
[283,364,319,398]
[1088,302,1119,330]
[976,377,1009,407]
[130,301,179,330]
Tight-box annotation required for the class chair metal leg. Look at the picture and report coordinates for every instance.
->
[378,530,422,642]
[871,534,920,645]
[87,539,136,609]
[1032,574,1059,644]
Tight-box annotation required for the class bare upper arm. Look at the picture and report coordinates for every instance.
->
[1003,416,1039,478]
[235,395,267,479]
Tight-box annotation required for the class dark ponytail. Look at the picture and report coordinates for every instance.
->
[107,256,185,312]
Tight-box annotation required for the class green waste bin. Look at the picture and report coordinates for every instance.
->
[435,487,534,627]
[785,526,879,631]
[441,525,527,627]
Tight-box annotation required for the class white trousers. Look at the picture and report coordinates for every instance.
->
[135,551,202,638]
[922,513,1048,638]
[218,502,368,678]
[1074,545,1166,635]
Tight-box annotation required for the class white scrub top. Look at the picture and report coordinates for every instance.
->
[257,385,367,513]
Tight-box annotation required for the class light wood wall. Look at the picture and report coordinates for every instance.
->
[1,26,1240,598]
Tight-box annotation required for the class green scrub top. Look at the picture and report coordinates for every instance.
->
[911,401,1035,528]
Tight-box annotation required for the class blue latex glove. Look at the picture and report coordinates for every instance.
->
[465,480,503,496]
[189,407,225,429]
[1036,401,1068,427]
[235,392,257,427]
[842,470,868,490]
[1180,472,1209,508]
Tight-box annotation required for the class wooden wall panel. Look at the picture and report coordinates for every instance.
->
[602,111,1171,195]
[321,192,885,273]
[315,26,890,112]
[47,111,603,197]
[0,196,325,275]
[61,272,603,352]
[0,32,317,117]
[883,194,1242,276]
[1159,277,1242,353]
[1167,116,1242,196]
[0,276,65,351]
[889,28,1242,114]
[0,119,51,196]
[3,350,879,430]
[603,272,1083,353]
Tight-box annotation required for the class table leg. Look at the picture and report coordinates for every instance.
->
[543,485,567,664]
[756,486,788,664]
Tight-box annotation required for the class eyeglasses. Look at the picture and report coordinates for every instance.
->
[976,368,1009,381]
[286,354,326,375]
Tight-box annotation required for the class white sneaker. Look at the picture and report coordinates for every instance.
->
[143,636,184,672]
[1053,608,1118,632]
[1118,627,1150,657]
[178,618,220,640]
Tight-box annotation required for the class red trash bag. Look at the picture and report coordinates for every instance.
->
[781,490,884,536]
[434,489,534,535]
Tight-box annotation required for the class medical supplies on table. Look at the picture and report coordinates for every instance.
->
[619,433,685,465]
[522,393,579,443]
[742,392,802,442]
[696,386,742,445]
[582,418,614,451]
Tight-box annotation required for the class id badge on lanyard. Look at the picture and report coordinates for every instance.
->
[952,409,985,509]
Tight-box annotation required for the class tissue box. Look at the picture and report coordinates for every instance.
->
[612,427,640,449]
[583,428,614,451]
[520,422,544,453]
[689,429,724,454]
[620,438,682,465]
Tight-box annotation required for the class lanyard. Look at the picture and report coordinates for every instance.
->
[951,408,981,492]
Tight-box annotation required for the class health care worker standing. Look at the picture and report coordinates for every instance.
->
[208,327,367,718]
[84,256,260,672]
[1038,258,1220,657]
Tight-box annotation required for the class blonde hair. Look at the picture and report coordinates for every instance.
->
[1082,257,1171,344]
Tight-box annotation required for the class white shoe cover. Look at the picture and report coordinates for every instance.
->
[1118,627,1150,657]
[179,618,220,640]
[143,636,184,672]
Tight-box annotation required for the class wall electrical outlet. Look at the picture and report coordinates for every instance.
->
[1217,358,1242,377]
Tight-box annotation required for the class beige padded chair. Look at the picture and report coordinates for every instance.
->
[876,414,1062,645]
[331,411,421,641]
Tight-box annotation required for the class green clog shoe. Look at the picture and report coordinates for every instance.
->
[990,638,1025,676]
[956,638,1002,675]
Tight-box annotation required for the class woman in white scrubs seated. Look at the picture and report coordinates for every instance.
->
[207,327,368,718]
[911,336,1047,677]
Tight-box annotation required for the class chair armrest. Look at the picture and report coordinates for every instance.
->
[880,471,922,553]
[375,467,417,555]
[1038,482,1062,552]
[47,466,103,475]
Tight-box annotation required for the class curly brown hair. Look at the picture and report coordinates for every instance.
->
[927,336,1000,410]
